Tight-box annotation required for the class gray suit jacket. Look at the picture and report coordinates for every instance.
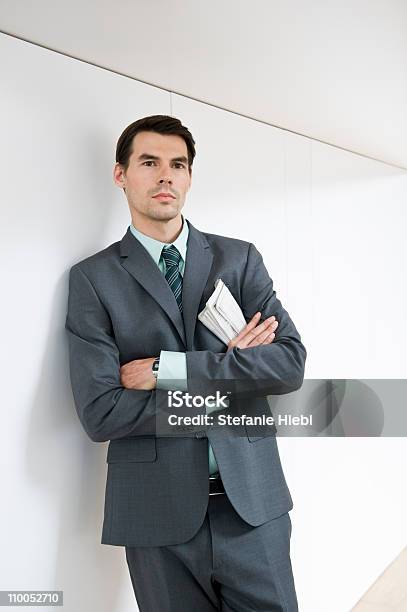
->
[65,220,306,547]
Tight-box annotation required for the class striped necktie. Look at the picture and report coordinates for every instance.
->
[161,245,183,313]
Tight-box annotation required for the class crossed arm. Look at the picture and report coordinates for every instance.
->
[65,243,306,442]
[120,312,280,391]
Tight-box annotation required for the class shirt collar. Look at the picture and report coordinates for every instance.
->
[129,216,189,265]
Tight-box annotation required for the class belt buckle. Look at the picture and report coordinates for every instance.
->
[209,475,225,496]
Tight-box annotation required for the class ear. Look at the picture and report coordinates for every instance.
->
[113,163,126,189]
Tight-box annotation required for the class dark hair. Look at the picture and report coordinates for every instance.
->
[115,115,196,173]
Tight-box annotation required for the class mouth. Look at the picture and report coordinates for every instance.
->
[152,193,176,200]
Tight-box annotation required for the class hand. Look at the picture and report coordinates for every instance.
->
[227,312,278,352]
[120,357,157,390]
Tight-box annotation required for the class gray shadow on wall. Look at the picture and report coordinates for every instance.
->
[269,379,386,437]
[23,270,128,612]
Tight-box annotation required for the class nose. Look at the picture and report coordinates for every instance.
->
[159,177,172,185]
[158,163,174,185]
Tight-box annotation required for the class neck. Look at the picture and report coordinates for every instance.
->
[131,213,184,243]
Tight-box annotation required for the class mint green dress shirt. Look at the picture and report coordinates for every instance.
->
[129,220,219,475]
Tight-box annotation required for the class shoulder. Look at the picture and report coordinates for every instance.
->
[194,228,266,270]
[197,228,253,256]
[68,239,121,279]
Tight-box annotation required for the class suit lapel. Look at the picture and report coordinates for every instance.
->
[120,227,186,346]
[182,221,214,349]
[119,221,214,350]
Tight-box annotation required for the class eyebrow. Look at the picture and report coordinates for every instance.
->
[137,153,188,164]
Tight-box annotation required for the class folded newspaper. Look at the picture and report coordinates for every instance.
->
[198,279,247,345]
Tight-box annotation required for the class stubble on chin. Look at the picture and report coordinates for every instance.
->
[148,206,179,221]
[128,195,183,222]
[147,199,182,221]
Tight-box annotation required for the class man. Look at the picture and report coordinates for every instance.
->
[65,114,306,611]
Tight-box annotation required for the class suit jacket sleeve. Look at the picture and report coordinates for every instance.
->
[185,243,306,398]
[65,264,163,443]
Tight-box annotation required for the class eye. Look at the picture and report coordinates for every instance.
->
[174,163,186,169]
[142,160,156,166]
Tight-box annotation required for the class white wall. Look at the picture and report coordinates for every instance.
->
[1,0,407,168]
[1,32,407,612]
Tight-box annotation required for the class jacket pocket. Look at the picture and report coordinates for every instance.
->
[106,436,157,463]
[239,397,277,442]
[245,421,277,442]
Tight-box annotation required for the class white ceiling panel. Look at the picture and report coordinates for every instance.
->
[1,0,407,169]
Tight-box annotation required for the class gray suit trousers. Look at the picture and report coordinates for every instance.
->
[125,492,298,612]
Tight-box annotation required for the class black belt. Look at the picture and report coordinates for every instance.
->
[209,474,225,496]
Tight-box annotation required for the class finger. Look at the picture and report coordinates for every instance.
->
[252,331,276,348]
[230,314,278,348]
[263,331,276,344]
[244,316,276,340]
[231,315,276,349]
[233,312,262,343]
[247,326,274,347]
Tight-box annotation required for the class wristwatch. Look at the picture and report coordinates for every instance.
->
[151,357,160,380]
